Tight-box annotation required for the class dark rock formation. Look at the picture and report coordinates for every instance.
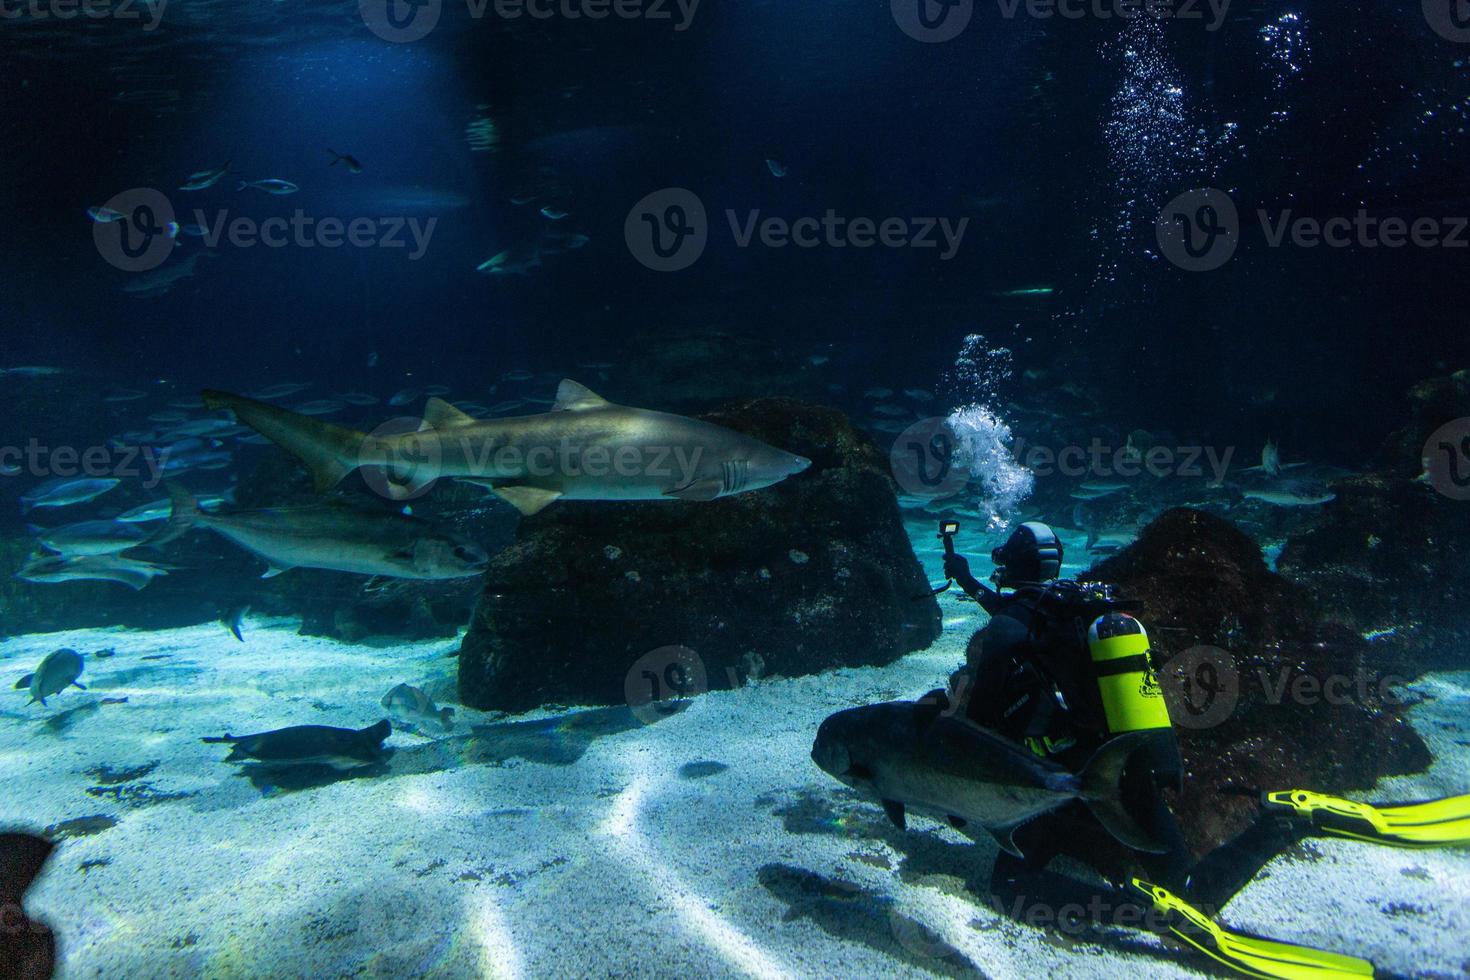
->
[1279,369,1470,675]
[459,398,942,712]
[1374,368,1470,476]
[1087,508,1429,859]
[1278,474,1470,674]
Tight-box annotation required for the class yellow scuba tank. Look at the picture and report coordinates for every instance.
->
[1087,613,1171,734]
[1087,612,1182,787]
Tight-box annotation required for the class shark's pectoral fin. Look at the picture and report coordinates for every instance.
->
[493,485,562,516]
[261,564,294,579]
[552,380,610,412]
[989,821,1026,858]
[423,397,476,429]
[665,478,723,501]
[881,799,907,831]
[14,673,34,691]
[72,681,87,691]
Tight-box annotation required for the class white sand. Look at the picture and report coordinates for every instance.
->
[3,561,1468,978]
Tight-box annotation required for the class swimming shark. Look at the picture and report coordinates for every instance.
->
[162,485,488,579]
[202,380,811,515]
[812,701,1165,858]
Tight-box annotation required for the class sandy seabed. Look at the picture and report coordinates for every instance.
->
[3,529,1468,979]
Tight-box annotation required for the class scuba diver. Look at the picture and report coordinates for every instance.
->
[891,519,1470,979]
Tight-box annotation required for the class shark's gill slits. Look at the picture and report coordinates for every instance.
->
[722,459,748,494]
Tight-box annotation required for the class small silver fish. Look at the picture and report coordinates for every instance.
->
[180,163,230,191]
[327,149,363,174]
[17,554,171,590]
[238,179,299,195]
[36,520,151,557]
[388,389,420,407]
[248,382,312,400]
[19,478,120,513]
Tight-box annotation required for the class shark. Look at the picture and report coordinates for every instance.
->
[201,380,811,515]
[812,701,1165,858]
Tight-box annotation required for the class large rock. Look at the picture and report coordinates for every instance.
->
[1374,368,1470,476]
[1277,474,1470,675]
[1277,370,1470,675]
[459,398,942,712]
[1087,509,1429,858]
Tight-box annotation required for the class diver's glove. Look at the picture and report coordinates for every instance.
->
[943,553,983,596]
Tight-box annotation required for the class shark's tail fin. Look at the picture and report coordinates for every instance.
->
[142,483,202,549]
[1078,731,1169,854]
[202,390,364,492]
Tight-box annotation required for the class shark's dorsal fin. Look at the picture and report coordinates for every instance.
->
[423,397,476,428]
[881,799,907,831]
[553,380,610,412]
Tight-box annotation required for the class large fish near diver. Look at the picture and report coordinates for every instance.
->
[201,380,811,514]
[162,485,488,579]
[811,701,1165,858]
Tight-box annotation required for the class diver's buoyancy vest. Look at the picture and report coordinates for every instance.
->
[993,581,1182,785]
